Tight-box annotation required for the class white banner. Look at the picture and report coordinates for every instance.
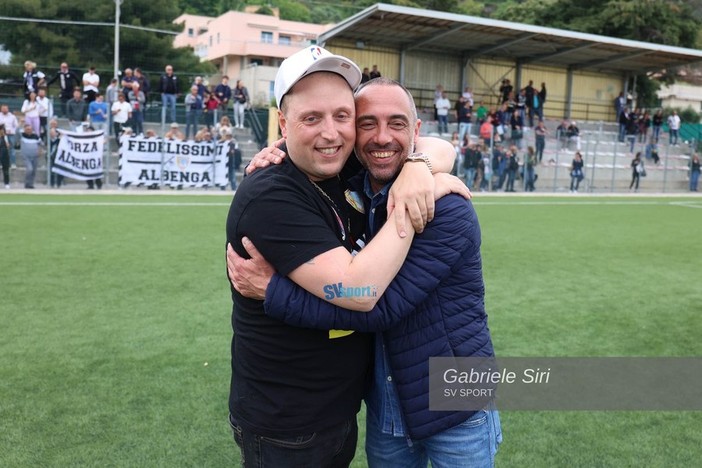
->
[118,136,228,188]
[52,130,105,181]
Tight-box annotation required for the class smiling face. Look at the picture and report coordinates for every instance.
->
[354,80,420,192]
[278,72,355,181]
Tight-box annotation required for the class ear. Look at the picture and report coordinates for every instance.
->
[413,118,422,146]
[278,110,288,138]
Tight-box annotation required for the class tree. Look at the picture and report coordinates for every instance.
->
[0,0,213,94]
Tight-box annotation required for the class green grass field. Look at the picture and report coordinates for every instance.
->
[1,193,701,467]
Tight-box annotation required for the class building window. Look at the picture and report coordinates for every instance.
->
[279,35,291,46]
[261,31,273,44]
[250,58,263,66]
[217,33,220,44]
[188,28,194,37]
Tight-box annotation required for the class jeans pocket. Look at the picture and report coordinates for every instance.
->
[461,410,488,428]
[259,432,317,450]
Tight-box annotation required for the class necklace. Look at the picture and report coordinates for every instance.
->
[309,177,350,242]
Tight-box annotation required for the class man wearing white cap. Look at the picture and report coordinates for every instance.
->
[225,46,457,467]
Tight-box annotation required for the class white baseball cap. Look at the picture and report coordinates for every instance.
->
[274,46,361,108]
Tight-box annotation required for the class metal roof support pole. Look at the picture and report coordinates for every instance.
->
[461,54,470,91]
[565,66,574,119]
[623,73,630,103]
[515,60,523,92]
[399,49,406,85]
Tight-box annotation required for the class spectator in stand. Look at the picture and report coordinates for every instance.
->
[499,79,513,103]
[535,82,547,122]
[193,76,208,97]
[232,80,249,129]
[638,110,651,143]
[534,119,547,164]
[479,146,491,191]
[463,140,480,190]
[0,105,19,168]
[524,146,537,192]
[690,154,701,192]
[516,88,527,126]
[215,115,233,140]
[215,75,232,114]
[82,66,100,103]
[509,109,523,149]
[435,91,450,135]
[625,114,639,153]
[556,119,569,150]
[89,94,108,133]
[369,64,381,79]
[67,89,87,130]
[222,127,240,190]
[450,131,461,176]
[185,85,203,140]
[21,91,42,137]
[618,107,630,142]
[630,152,644,192]
[0,125,11,188]
[475,100,488,125]
[20,124,42,189]
[570,151,584,193]
[105,78,119,134]
[127,82,146,135]
[22,61,45,99]
[203,87,220,131]
[121,68,136,99]
[668,110,681,146]
[48,120,63,188]
[479,116,493,147]
[111,92,132,136]
[645,138,660,165]
[164,122,185,141]
[194,127,213,143]
[36,88,52,139]
[494,143,507,190]
[614,91,626,123]
[566,120,581,151]
[360,67,371,83]
[524,80,535,126]
[455,95,472,143]
[504,145,519,192]
[433,84,443,121]
[47,62,80,118]
[159,65,178,124]
[652,109,663,143]
[462,86,474,106]
[134,68,150,104]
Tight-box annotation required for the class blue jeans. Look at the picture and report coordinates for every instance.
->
[653,125,661,142]
[366,408,502,468]
[161,93,176,124]
[670,129,679,145]
[23,153,37,188]
[690,170,700,191]
[230,414,358,468]
[185,110,201,139]
[131,110,144,135]
[458,122,472,143]
[437,115,448,134]
[464,167,476,189]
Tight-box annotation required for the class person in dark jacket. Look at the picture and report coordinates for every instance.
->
[228,78,501,467]
[46,62,80,117]
[159,64,178,124]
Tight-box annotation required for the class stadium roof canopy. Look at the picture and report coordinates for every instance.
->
[319,3,702,75]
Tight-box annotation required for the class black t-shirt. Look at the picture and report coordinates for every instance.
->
[226,153,371,437]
